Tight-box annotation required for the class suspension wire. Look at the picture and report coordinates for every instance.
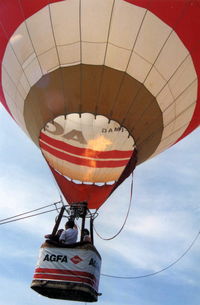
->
[0,200,62,223]
[54,203,60,213]
[101,229,200,279]
[0,207,62,225]
[94,173,134,241]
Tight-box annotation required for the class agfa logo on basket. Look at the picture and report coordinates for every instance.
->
[70,255,83,264]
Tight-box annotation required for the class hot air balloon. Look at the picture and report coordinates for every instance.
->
[0,0,199,302]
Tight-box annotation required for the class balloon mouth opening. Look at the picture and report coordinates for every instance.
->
[39,113,135,184]
[52,169,116,186]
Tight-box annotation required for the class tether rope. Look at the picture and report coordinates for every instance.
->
[101,229,200,279]
[94,173,134,241]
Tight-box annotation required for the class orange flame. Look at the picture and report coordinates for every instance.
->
[83,135,112,181]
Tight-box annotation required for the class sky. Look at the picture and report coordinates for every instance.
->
[0,103,200,305]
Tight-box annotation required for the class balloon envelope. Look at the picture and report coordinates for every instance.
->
[0,0,199,208]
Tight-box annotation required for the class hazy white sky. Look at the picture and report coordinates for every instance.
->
[0,104,200,305]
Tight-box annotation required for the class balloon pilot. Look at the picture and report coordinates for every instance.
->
[59,220,78,245]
